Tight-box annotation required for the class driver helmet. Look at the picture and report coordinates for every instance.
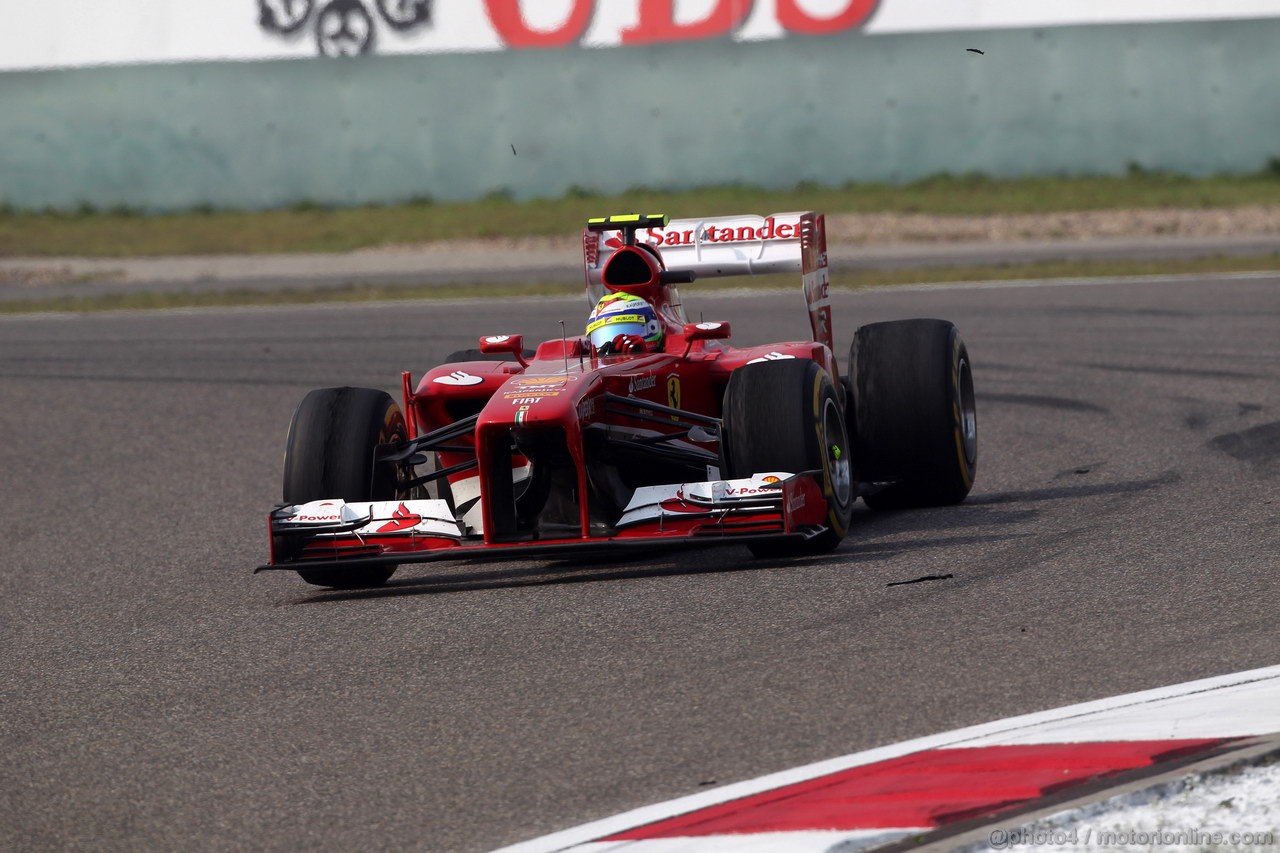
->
[586,292,664,352]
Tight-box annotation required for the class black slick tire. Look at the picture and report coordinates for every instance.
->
[849,319,977,510]
[283,386,407,588]
[721,359,855,557]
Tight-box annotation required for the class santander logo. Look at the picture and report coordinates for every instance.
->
[747,351,797,365]
[434,370,484,387]
[659,497,706,515]
[602,217,803,251]
[644,216,802,247]
[376,503,422,533]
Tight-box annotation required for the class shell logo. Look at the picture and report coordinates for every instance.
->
[515,376,567,386]
[762,475,781,484]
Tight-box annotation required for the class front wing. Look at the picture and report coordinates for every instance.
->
[256,472,829,574]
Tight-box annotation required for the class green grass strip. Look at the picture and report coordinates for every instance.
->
[3,171,1279,258]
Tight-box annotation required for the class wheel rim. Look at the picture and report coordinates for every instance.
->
[379,409,411,499]
[822,397,854,506]
[957,357,977,465]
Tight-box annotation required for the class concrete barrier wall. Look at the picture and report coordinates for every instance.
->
[3,16,1279,211]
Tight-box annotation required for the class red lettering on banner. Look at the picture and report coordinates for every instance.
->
[628,217,810,247]
[776,0,879,35]
[622,0,754,45]
[485,0,595,48]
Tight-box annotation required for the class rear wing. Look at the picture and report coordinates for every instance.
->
[582,211,833,353]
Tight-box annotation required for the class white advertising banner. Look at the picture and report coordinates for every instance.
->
[4,0,1280,71]
[864,0,1280,33]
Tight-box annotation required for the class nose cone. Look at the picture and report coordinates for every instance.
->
[482,371,579,428]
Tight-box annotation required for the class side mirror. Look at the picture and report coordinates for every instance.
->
[682,321,731,342]
[479,334,528,366]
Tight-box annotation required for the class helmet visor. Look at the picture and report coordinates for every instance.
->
[587,313,656,349]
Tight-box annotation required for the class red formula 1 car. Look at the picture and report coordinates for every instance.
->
[258,212,977,588]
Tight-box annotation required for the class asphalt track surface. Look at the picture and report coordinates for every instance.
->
[1,275,1277,851]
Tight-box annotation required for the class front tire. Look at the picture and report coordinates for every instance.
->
[849,319,977,510]
[283,386,407,588]
[721,359,855,557]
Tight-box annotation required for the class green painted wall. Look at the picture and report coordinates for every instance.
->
[3,17,1279,211]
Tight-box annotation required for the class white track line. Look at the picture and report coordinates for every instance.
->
[874,269,1280,292]
[563,829,917,853]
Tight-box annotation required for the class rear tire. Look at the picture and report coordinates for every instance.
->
[721,359,855,557]
[283,387,407,588]
[849,319,977,510]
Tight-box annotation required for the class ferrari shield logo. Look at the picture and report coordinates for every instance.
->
[666,376,681,410]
